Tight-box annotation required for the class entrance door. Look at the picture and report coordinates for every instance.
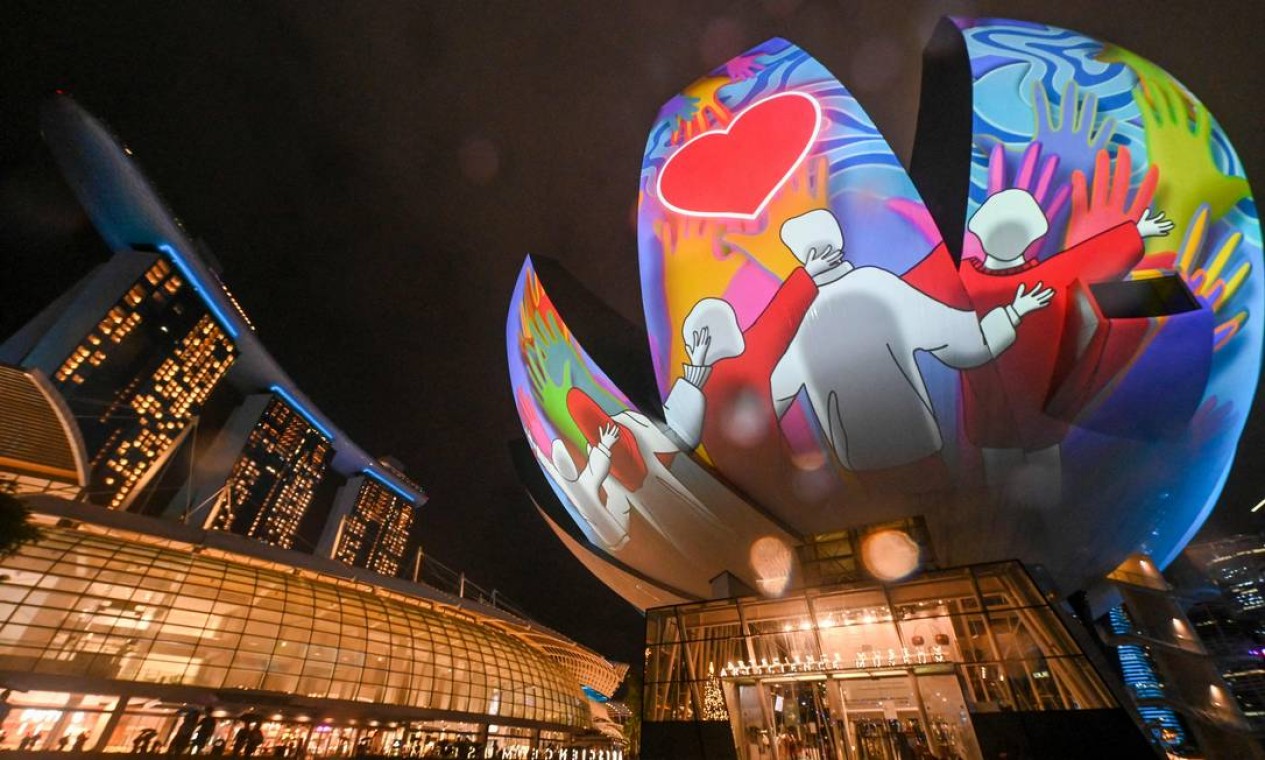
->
[766,680,840,760]
[835,673,981,760]
[724,672,980,760]
[836,677,923,760]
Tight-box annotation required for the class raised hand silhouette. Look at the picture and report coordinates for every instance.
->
[655,215,741,380]
[1065,146,1158,248]
[1134,73,1250,251]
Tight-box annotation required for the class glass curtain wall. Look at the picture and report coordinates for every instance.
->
[645,562,1114,758]
[0,524,588,734]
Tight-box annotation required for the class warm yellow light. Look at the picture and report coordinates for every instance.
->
[860,529,921,581]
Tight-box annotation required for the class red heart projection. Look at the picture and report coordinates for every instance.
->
[657,91,822,220]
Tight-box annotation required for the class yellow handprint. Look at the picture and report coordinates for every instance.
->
[671,76,733,145]
[722,156,831,281]
[655,216,741,382]
[1142,206,1251,351]
[1131,71,1250,254]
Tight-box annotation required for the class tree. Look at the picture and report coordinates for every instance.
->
[0,492,42,559]
[702,662,728,721]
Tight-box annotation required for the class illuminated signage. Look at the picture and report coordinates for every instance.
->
[720,645,950,679]
[481,750,623,760]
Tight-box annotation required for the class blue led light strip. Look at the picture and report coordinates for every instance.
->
[363,467,418,504]
[269,384,337,442]
[157,243,241,340]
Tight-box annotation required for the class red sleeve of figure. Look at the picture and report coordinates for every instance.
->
[1041,222,1144,283]
[742,267,818,367]
[904,243,975,310]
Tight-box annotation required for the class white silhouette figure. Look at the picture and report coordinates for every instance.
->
[770,208,1054,474]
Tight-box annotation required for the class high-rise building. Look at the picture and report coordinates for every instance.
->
[1187,534,1265,616]
[0,94,427,559]
[1181,536,1265,739]
[170,391,332,549]
[1100,555,1259,757]
[1186,596,1265,736]
[1,251,237,510]
[320,464,420,576]
[0,94,625,757]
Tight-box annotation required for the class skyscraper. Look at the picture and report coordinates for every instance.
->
[1188,535,1265,616]
[2,251,237,510]
[171,391,332,549]
[320,464,420,576]
[3,94,427,557]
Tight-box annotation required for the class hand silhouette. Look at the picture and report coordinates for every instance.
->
[1065,146,1158,248]
[656,215,740,379]
[1134,73,1250,250]
[1138,205,1251,351]
[1033,80,1116,184]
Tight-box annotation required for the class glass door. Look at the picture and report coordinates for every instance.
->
[766,680,840,760]
[832,672,982,760]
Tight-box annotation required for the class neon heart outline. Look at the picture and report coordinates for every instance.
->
[655,91,823,221]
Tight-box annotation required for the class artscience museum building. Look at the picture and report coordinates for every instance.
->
[506,14,1263,760]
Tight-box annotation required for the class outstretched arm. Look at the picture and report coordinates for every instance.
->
[663,326,715,449]
[578,424,618,488]
[924,281,1055,367]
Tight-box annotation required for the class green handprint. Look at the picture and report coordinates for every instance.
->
[524,311,587,451]
[1131,71,1250,252]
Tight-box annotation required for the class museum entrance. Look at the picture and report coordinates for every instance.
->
[724,667,981,760]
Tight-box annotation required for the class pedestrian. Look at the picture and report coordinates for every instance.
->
[244,725,264,758]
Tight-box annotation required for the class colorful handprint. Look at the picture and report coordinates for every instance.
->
[520,271,625,451]
[1137,206,1252,351]
[670,76,733,145]
[655,216,740,382]
[1032,80,1116,184]
[1133,73,1250,253]
[962,142,1070,261]
[1065,146,1158,248]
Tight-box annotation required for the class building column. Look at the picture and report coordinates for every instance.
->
[90,695,130,752]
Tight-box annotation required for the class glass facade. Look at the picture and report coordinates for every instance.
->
[50,256,237,510]
[645,563,1114,759]
[333,477,414,576]
[0,520,589,733]
[213,395,332,549]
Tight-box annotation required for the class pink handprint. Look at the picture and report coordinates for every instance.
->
[962,142,1070,261]
[724,53,766,81]
[1065,147,1158,248]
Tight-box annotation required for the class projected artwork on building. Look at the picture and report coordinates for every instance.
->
[507,262,799,602]
[509,17,1261,608]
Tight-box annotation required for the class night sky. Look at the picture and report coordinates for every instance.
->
[2,1,1262,669]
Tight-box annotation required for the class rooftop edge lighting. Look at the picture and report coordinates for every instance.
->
[269,384,336,442]
[156,243,241,340]
[363,467,420,505]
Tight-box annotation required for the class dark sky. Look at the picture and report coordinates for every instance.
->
[2,1,1262,668]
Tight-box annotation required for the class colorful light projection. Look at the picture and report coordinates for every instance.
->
[633,26,1259,593]
[506,260,798,605]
